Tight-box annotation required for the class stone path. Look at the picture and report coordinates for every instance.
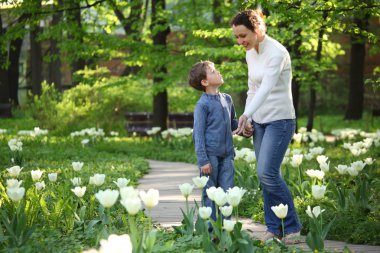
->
[138,160,380,253]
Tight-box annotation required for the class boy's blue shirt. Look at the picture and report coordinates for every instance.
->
[192,92,238,167]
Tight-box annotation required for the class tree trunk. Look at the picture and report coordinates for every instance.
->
[344,17,368,120]
[0,13,10,103]
[291,28,302,133]
[48,2,63,90]
[68,1,85,85]
[306,11,327,131]
[213,0,222,26]
[30,26,43,95]
[151,0,170,130]
[8,37,24,106]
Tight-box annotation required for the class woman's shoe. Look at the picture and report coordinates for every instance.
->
[262,231,276,241]
[284,231,302,244]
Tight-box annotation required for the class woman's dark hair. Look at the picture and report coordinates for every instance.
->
[230,9,265,32]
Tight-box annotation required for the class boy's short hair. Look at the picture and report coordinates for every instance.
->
[188,61,214,91]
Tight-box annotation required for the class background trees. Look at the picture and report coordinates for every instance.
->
[0,0,379,131]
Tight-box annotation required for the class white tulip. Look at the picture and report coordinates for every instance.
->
[113,178,130,188]
[120,186,139,200]
[312,185,326,199]
[179,183,194,198]
[99,234,132,253]
[8,138,23,151]
[304,153,314,161]
[31,169,43,182]
[72,186,86,198]
[346,166,359,176]
[319,162,330,173]
[7,165,23,177]
[306,205,325,219]
[35,181,45,190]
[192,176,209,188]
[72,161,84,172]
[305,169,325,180]
[7,187,25,202]
[316,155,329,165]
[71,177,82,186]
[206,186,217,201]
[335,165,347,175]
[223,219,236,232]
[139,189,159,209]
[364,157,374,165]
[120,197,141,215]
[227,186,246,207]
[6,179,22,188]
[271,203,288,219]
[95,189,119,208]
[198,206,212,219]
[81,139,90,146]
[351,161,366,172]
[219,205,233,217]
[89,174,105,186]
[213,188,227,206]
[48,173,58,182]
[290,154,303,167]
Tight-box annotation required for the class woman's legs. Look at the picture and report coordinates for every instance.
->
[253,119,301,236]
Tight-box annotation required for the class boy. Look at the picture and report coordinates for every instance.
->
[188,60,238,221]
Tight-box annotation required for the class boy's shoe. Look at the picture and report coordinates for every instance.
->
[284,231,302,244]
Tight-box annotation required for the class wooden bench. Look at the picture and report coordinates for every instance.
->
[125,112,193,135]
[0,103,12,118]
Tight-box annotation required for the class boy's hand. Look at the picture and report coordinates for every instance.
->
[242,121,253,138]
[201,163,212,175]
[233,115,248,135]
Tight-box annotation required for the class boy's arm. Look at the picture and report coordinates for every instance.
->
[193,103,210,167]
[230,95,253,138]
[230,98,239,132]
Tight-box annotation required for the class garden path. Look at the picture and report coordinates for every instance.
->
[138,160,380,253]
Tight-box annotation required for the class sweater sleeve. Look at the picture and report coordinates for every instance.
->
[243,54,286,118]
[193,103,209,167]
[230,97,238,131]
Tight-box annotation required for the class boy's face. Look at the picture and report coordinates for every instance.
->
[204,64,224,87]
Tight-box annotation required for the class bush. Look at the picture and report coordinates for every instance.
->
[27,72,152,134]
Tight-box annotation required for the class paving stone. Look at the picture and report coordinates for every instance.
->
[137,160,380,253]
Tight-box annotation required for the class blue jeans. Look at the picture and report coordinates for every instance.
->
[202,155,234,221]
[252,119,301,236]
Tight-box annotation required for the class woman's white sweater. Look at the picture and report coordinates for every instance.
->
[243,35,296,124]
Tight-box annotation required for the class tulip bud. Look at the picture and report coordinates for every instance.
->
[72,186,86,198]
[139,189,159,209]
[198,206,212,219]
[271,203,288,219]
[223,219,236,232]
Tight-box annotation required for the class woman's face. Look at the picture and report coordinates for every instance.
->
[232,25,258,51]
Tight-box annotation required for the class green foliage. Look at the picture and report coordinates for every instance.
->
[27,73,152,135]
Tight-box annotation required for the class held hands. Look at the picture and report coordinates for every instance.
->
[233,115,253,137]
[201,163,212,175]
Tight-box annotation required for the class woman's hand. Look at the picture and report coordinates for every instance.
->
[243,121,253,137]
[233,115,248,135]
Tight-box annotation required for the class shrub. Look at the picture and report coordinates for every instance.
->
[27,73,152,134]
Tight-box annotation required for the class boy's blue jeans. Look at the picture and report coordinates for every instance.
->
[202,155,234,221]
[252,119,301,236]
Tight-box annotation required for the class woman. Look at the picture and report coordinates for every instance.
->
[231,9,301,242]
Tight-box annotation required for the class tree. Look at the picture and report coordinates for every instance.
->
[151,0,170,129]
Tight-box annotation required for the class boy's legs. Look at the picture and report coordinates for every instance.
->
[202,155,235,222]
[202,155,219,222]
